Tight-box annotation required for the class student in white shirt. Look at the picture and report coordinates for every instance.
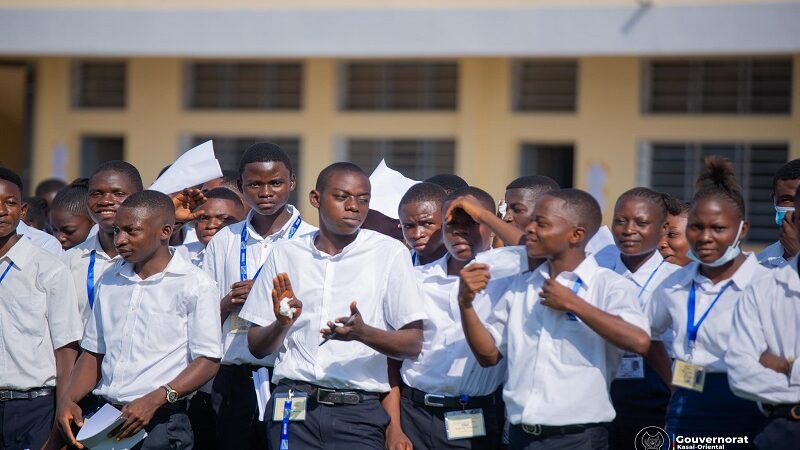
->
[56,190,222,449]
[202,142,316,450]
[398,182,448,266]
[49,179,94,250]
[16,218,62,256]
[242,162,426,450]
[459,188,650,450]
[61,161,144,320]
[726,233,800,448]
[756,159,800,269]
[658,197,692,267]
[394,186,508,450]
[648,156,768,446]
[181,187,246,450]
[0,168,84,450]
[607,187,682,448]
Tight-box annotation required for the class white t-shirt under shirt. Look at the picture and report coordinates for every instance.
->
[240,229,427,393]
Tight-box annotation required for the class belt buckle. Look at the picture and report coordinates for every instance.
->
[791,405,800,421]
[316,388,335,406]
[423,393,445,407]
[522,424,542,436]
[0,391,10,402]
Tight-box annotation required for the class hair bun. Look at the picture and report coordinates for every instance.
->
[695,155,741,195]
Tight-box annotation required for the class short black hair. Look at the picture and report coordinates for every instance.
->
[201,187,246,209]
[91,160,144,192]
[51,178,90,217]
[425,174,468,195]
[506,175,560,192]
[34,178,66,197]
[238,142,294,177]
[544,189,602,239]
[398,182,447,210]
[22,197,47,229]
[445,186,496,215]
[616,187,672,221]
[772,159,800,192]
[220,169,239,188]
[693,155,746,220]
[315,162,368,192]
[663,193,690,216]
[0,167,23,192]
[120,190,175,225]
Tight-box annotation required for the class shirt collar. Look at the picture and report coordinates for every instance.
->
[772,255,800,294]
[308,228,367,260]
[1,235,34,269]
[77,233,117,261]
[537,254,599,288]
[117,248,194,282]
[613,251,665,288]
[687,253,760,291]
[243,204,301,242]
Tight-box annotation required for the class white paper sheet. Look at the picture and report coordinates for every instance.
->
[76,403,147,450]
[149,140,223,195]
[473,245,529,280]
[368,160,420,220]
[252,368,272,421]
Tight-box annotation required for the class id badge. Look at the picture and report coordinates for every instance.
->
[272,392,308,422]
[672,359,706,392]
[229,312,250,334]
[444,409,486,440]
[616,353,645,380]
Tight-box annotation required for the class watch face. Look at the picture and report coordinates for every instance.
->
[167,390,178,402]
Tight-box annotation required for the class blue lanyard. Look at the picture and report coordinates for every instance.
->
[637,258,666,299]
[410,251,417,265]
[279,392,292,449]
[686,281,731,348]
[566,278,583,321]
[86,250,96,308]
[240,215,302,282]
[0,261,13,285]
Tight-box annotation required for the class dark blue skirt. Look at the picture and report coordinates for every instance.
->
[667,373,764,449]
[610,362,671,448]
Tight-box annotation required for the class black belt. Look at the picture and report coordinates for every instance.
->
[0,387,55,402]
[767,404,800,420]
[401,386,496,409]
[109,398,189,415]
[515,422,607,438]
[279,380,380,406]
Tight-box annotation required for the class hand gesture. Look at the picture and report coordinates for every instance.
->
[385,425,413,450]
[321,301,364,342]
[458,263,491,308]
[55,399,85,448]
[759,351,791,375]
[444,195,487,224]
[172,188,207,223]
[221,280,255,314]
[272,273,302,327]
[115,390,163,439]
[539,277,580,312]
[779,210,800,260]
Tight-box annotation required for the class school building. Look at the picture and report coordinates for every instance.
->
[0,0,799,243]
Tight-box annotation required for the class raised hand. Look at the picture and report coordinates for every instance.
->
[272,273,302,327]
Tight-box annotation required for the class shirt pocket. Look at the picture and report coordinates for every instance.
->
[145,313,183,354]
[557,320,597,367]
[8,296,45,340]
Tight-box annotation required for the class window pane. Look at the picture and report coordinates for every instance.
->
[346,139,455,180]
[514,60,578,112]
[342,62,457,111]
[519,143,574,188]
[750,59,792,113]
[81,136,124,177]
[187,62,302,110]
[73,61,126,108]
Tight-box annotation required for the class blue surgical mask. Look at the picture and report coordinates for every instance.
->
[775,205,794,226]
[687,220,744,267]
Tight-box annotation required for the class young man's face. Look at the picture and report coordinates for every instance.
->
[312,171,370,236]
[399,200,444,258]
[611,197,666,258]
[774,178,800,209]
[50,209,94,250]
[113,206,171,264]
[442,198,492,262]
[87,171,139,233]
[525,196,578,259]
[503,188,539,232]
[194,198,246,246]
[240,162,295,216]
[0,180,23,239]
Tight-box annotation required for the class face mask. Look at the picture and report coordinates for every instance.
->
[775,205,794,226]
[687,220,744,268]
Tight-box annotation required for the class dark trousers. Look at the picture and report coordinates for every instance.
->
[399,394,502,449]
[508,425,608,450]
[82,398,193,450]
[264,384,390,450]
[188,391,216,450]
[212,364,268,450]
[608,363,670,449]
[0,395,53,450]
[754,417,800,450]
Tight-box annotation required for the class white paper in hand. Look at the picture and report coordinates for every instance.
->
[76,403,147,450]
[252,368,272,421]
[474,246,529,280]
[368,159,420,220]
[149,140,223,195]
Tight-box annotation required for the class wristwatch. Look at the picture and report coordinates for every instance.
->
[161,385,179,403]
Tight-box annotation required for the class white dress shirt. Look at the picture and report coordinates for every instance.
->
[240,229,427,393]
[648,253,768,373]
[179,241,205,268]
[202,205,316,366]
[726,256,800,405]
[401,255,508,397]
[587,226,620,270]
[61,233,122,322]
[17,221,62,256]
[485,256,649,426]
[81,250,222,404]
[0,236,84,390]
[757,241,788,269]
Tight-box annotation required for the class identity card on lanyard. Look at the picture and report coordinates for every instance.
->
[671,281,730,392]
